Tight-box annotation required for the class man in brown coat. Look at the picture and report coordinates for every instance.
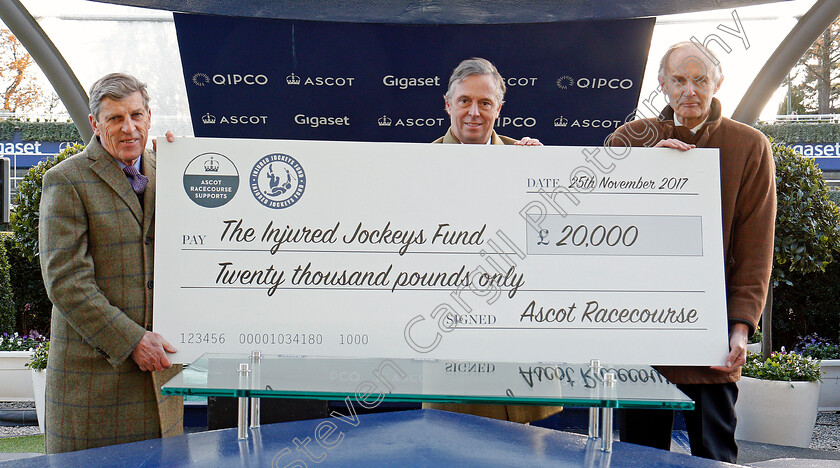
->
[424,57,559,423]
[39,73,182,452]
[607,42,776,462]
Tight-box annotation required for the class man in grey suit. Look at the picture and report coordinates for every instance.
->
[39,73,181,453]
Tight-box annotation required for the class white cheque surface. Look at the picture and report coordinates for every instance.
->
[154,138,729,365]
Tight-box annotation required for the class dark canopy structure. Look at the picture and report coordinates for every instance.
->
[89,0,787,23]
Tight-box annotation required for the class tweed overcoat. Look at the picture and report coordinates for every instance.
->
[423,127,563,423]
[39,136,182,453]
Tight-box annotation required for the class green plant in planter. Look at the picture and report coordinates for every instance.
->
[771,139,840,287]
[10,143,85,260]
[794,333,840,360]
[749,328,763,345]
[742,351,821,382]
[26,341,48,371]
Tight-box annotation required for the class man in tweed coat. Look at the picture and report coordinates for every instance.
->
[39,73,182,453]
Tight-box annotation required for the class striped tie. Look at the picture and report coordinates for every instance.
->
[123,165,148,195]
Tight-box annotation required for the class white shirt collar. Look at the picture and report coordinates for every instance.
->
[674,115,707,134]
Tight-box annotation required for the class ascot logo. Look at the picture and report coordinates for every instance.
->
[553,116,623,129]
[377,115,444,127]
[556,75,633,90]
[202,113,268,125]
[285,73,355,87]
[191,72,268,86]
[505,77,538,87]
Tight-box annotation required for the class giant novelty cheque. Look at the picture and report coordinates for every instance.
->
[154,138,729,365]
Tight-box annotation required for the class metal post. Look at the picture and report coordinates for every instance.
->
[600,372,616,452]
[588,359,601,439]
[250,351,262,429]
[238,363,250,440]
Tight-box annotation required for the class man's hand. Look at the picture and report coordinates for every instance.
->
[655,139,695,151]
[514,136,543,146]
[152,130,176,152]
[131,331,177,372]
[710,323,750,373]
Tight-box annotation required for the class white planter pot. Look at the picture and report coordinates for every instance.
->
[819,359,840,411]
[735,376,820,448]
[30,369,46,433]
[0,351,34,400]
[746,342,761,354]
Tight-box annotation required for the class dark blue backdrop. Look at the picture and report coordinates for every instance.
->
[175,15,654,146]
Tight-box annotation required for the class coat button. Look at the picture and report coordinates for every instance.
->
[144,236,152,245]
[147,280,153,289]
[146,323,153,331]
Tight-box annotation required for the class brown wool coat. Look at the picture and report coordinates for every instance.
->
[39,136,182,453]
[423,127,563,423]
[607,98,776,384]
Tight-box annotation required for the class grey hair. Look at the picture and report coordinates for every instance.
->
[444,57,506,106]
[658,41,723,85]
[89,72,150,120]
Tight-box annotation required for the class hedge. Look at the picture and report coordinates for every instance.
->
[0,119,81,142]
[756,122,840,144]
[0,234,16,335]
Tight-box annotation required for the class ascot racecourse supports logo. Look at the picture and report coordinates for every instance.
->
[556,75,633,90]
[250,154,306,209]
[191,72,268,86]
[377,115,445,127]
[286,73,355,86]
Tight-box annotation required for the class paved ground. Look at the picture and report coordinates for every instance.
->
[0,408,837,466]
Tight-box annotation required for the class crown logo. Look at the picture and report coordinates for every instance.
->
[378,115,392,126]
[204,156,220,172]
[202,113,216,124]
[286,73,301,85]
[554,116,568,127]
[556,76,574,89]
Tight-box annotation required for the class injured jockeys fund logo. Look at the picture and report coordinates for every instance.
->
[183,152,239,208]
[249,153,306,209]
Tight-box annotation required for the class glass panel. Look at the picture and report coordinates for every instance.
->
[162,354,694,410]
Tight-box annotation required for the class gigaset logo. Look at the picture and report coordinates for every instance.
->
[382,75,441,89]
[191,73,268,86]
[556,75,633,90]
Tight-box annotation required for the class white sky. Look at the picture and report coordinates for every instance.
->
[7,0,826,134]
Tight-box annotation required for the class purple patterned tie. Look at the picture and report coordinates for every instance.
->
[123,165,148,195]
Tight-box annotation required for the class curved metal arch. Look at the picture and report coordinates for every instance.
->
[732,0,840,124]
